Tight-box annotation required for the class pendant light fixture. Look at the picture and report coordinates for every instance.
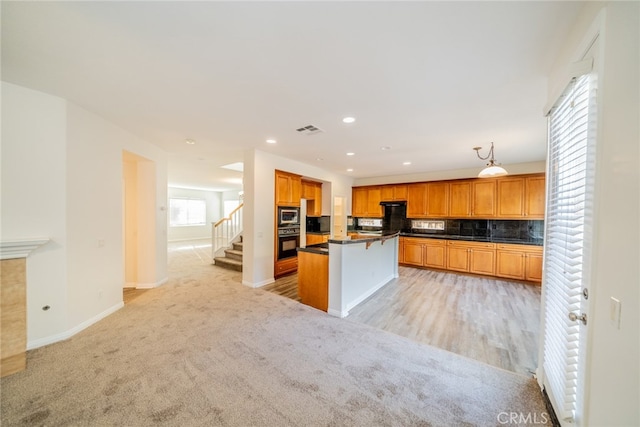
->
[473,142,508,178]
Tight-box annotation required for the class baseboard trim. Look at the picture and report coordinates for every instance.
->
[242,278,275,288]
[27,301,124,350]
[167,237,211,243]
[136,277,168,289]
[327,308,348,318]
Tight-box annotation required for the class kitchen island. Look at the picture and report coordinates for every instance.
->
[297,232,399,317]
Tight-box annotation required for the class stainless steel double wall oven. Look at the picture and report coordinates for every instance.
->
[277,206,300,260]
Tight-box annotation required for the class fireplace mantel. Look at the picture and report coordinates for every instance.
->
[0,238,50,260]
[1,237,49,377]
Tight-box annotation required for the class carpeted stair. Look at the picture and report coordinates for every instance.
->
[213,237,243,271]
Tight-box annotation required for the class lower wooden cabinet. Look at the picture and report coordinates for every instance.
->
[400,238,446,269]
[297,251,328,311]
[275,257,298,277]
[424,239,446,269]
[496,244,543,283]
[446,241,496,276]
[400,237,541,283]
[402,238,425,266]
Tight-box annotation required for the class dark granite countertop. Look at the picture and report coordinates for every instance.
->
[305,231,330,235]
[297,243,329,255]
[328,231,400,245]
[400,232,543,246]
[298,232,401,254]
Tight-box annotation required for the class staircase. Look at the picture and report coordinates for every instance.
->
[213,236,243,271]
[212,203,243,271]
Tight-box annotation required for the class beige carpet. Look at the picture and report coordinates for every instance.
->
[1,244,547,426]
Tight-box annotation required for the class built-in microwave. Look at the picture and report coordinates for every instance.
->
[278,207,300,226]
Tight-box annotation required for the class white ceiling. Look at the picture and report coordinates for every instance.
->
[1,1,584,191]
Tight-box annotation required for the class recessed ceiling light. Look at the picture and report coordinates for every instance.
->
[381,146,391,150]
[403,161,412,166]
[342,117,356,124]
[266,139,276,144]
[347,168,354,172]
[346,152,355,156]
[185,139,196,145]
[316,158,324,161]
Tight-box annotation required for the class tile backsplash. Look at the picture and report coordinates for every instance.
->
[491,220,544,240]
[410,219,544,240]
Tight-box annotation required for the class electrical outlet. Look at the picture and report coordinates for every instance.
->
[610,297,621,329]
[98,239,105,248]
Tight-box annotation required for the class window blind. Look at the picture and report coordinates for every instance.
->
[543,72,596,423]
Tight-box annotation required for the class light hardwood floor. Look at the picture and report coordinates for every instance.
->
[268,266,541,376]
[122,288,148,304]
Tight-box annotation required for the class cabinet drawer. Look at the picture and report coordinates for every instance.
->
[447,241,496,249]
[275,258,298,276]
[496,243,542,253]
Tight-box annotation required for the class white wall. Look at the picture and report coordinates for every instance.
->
[544,2,639,426]
[167,187,222,241]
[222,190,242,203]
[65,103,127,327]
[1,82,168,348]
[1,82,70,341]
[242,149,354,287]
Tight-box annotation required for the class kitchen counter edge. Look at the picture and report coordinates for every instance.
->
[400,233,543,246]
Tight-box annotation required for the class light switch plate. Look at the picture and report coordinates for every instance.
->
[610,297,621,329]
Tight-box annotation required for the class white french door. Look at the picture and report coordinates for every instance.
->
[539,41,598,426]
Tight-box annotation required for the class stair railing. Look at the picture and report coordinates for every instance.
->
[212,203,243,259]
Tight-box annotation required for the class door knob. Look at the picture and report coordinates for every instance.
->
[569,312,587,325]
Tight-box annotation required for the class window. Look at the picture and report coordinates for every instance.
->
[169,198,206,226]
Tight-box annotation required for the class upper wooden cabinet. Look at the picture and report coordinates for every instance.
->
[275,170,302,206]
[356,173,544,219]
[352,187,368,217]
[407,182,449,218]
[471,179,496,218]
[407,183,427,217]
[496,175,545,219]
[352,186,383,217]
[449,181,472,217]
[426,182,449,217]
[525,175,546,218]
[302,179,322,217]
[367,186,382,217]
[497,178,525,218]
[447,179,496,218]
[301,180,316,200]
[381,184,408,201]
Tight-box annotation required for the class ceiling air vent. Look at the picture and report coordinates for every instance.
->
[296,124,323,136]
